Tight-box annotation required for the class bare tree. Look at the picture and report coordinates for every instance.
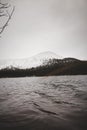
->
[0,0,15,35]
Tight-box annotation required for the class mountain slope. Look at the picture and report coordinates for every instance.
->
[0,51,87,77]
[0,58,87,78]
[0,51,62,69]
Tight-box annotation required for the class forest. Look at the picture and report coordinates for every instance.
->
[0,58,87,78]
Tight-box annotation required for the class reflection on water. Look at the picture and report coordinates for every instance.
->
[0,76,87,130]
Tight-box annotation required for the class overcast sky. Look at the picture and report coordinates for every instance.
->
[0,0,87,60]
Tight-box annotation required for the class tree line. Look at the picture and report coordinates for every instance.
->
[0,59,87,78]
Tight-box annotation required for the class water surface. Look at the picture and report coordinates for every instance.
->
[0,76,87,130]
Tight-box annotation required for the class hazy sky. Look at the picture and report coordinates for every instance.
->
[0,0,87,60]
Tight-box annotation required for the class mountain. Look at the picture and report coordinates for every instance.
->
[0,51,62,69]
[0,51,87,77]
[0,56,87,78]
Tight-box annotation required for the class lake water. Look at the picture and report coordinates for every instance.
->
[0,76,87,130]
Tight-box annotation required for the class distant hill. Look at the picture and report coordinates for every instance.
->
[0,57,87,78]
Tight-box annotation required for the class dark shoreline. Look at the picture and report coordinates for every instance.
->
[0,74,87,78]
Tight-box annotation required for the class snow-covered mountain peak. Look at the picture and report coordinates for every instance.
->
[33,51,62,60]
[0,51,63,69]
